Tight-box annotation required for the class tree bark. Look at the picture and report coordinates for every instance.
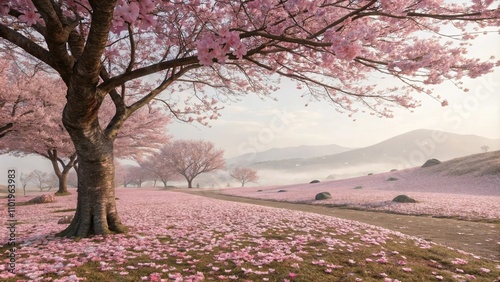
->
[57,138,127,237]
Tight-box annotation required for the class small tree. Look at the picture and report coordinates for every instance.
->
[30,170,53,192]
[19,172,33,196]
[481,145,490,153]
[138,153,182,188]
[163,140,225,188]
[230,167,259,187]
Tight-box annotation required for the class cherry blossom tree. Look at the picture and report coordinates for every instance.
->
[138,155,181,188]
[1,58,171,195]
[162,140,225,188]
[1,1,498,237]
[230,167,259,187]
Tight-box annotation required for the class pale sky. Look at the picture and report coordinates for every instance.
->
[169,31,500,158]
[1,25,499,182]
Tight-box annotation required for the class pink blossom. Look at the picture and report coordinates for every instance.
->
[19,10,41,26]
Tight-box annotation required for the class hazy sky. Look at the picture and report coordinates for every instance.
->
[1,25,499,182]
[169,33,500,158]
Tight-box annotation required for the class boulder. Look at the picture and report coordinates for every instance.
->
[315,192,331,200]
[392,195,416,203]
[58,215,73,224]
[422,159,441,168]
[28,194,56,204]
[310,180,320,184]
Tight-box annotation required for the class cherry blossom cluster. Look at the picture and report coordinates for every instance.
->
[196,29,247,66]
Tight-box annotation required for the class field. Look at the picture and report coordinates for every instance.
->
[219,167,500,222]
[1,188,500,282]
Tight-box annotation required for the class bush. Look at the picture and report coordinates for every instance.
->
[310,180,320,184]
[353,186,363,189]
[392,195,416,203]
[277,189,287,192]
[387,177,398,181]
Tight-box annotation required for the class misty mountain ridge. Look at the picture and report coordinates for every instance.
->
[228,129,500,185]
[227,143,355,165]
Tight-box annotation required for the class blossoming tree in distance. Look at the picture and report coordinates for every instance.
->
[0,0,498,237]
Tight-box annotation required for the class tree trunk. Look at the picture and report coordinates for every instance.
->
[162,179,168,188]
[55,172,69,194]
[57,146,127,237]
[58,120,127,237]
[187,179,193,188]
[47,150,77,196]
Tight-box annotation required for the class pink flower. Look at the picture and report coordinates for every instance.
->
[19,10,41,26]
[288,272,298,278]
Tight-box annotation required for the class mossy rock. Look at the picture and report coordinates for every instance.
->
[310,180,320,184]
[353,186,363,189]
[315,192,331,200]
[392,195,416,203]
[387,177,399,181]
[422,158,441,168]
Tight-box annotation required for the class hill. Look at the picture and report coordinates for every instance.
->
[240,129,500,184]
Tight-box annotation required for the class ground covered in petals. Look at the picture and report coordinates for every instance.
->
[1,189,500,281]
[220,167,500,222]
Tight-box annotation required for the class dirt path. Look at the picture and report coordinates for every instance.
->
[177,189,500,261]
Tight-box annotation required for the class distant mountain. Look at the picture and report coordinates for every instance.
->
[226,144,355,166]
[240,129,500,185]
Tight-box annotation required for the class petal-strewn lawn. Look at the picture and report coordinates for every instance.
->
[220,168,500,221]
[1,188,499,281]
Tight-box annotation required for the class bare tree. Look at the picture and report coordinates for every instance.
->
[480,145,490,153]
[19,172,33,196]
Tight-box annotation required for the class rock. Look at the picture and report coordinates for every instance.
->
[115,197,119,200]
[310,180,320,184]
[390,169,398,172]
[28,194,56,204]
[257,190,263,192]
[277,189,287,192]
[58,215,73,224]
[315,192,331,200]
[422,158,441,168]
[387,177,398,181]
[353,186,363,189]
[367,173,373,176]
[392,195,416,203]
